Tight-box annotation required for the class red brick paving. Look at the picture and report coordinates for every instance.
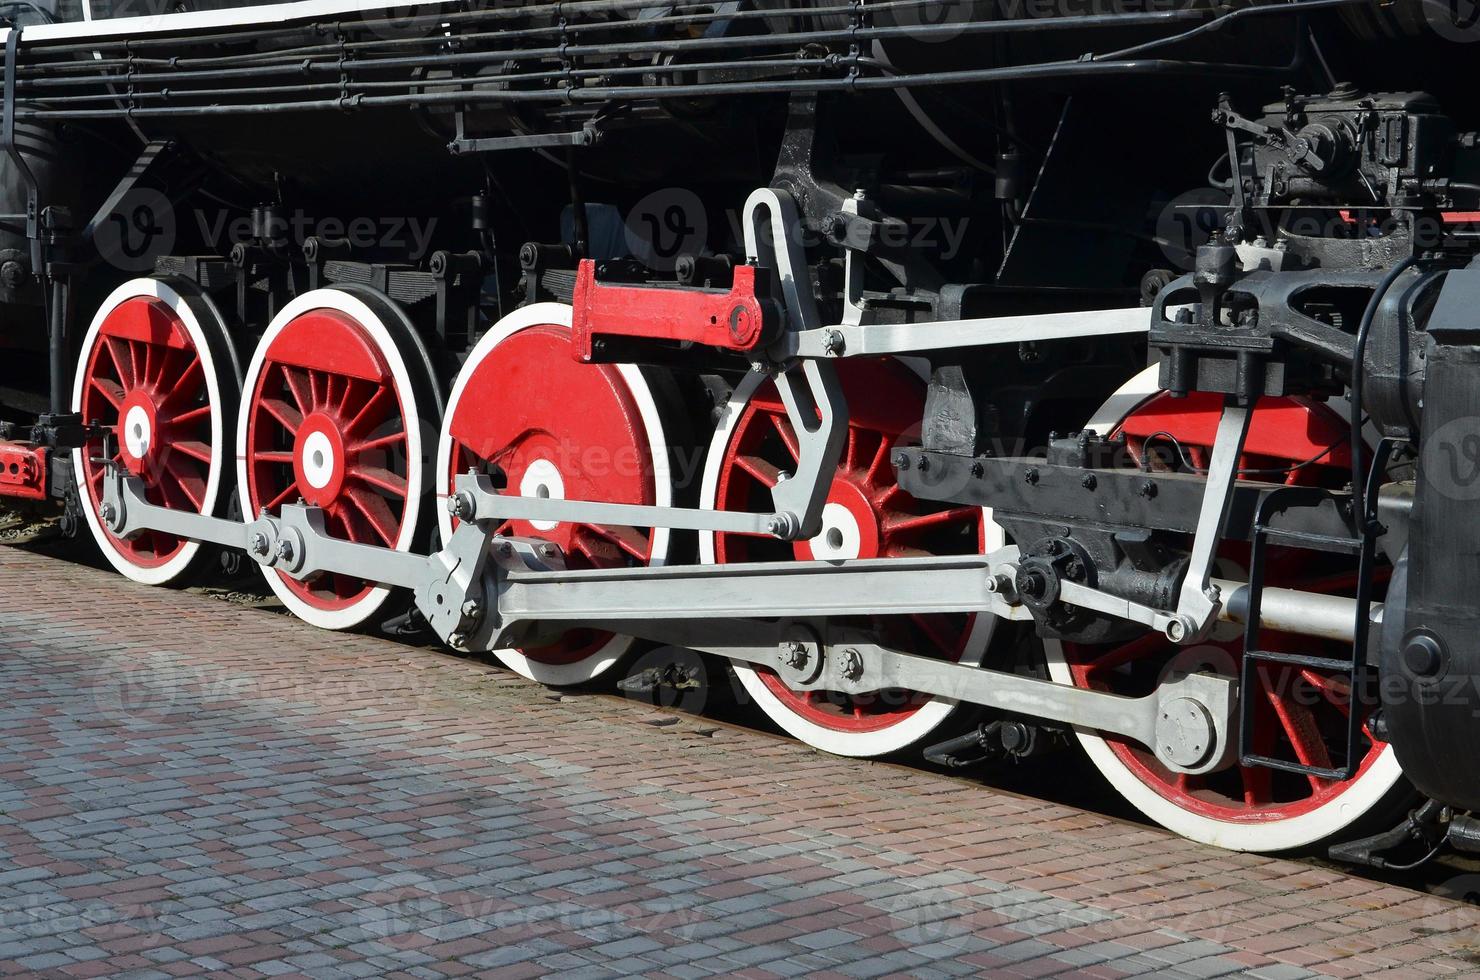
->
[0,547,1478,978]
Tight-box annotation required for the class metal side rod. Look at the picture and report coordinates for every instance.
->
[448,473,802,539]
[102,470,495,646]
[558,617,1232,777]
[1172,401,1252,642]
[789,306,1155,359]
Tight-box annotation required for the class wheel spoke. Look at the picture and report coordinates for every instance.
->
[866,431,894,485]
[170,403,213,428]
[169,440,213,465]
[1300,669,1353,717]
[252,450,295,465]
[344,485,400,546]
[259,397,303,435]
[582,523,650,563]
[104,337,135,387]
[352,465,408,498]
[266,481,302,511]
[349,431,405,454]
[843,425,861,472]
[1262,667,1334,790]
[282,366,315,414]
[882,506,978,538]
[89,377,125,409]
[768,412,800,461]
[159,355,203,410]
[332,503,368,545]
[1082,632,1167,677]
[164,456,206,511]
[733,453,782,489]
[140,341,156,390]
[347,384,394,438]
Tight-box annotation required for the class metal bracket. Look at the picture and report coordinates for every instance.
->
[743,187,848,539]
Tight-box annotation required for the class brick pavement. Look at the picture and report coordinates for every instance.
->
[1,546,1478,979]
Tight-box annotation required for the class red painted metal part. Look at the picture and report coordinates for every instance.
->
[570,258,770,362]
[0,441,47,501]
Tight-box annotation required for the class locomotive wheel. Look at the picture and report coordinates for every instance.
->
[699,359,998,758]
[1043,366,1410,851]
[237,287,442,631]
[72,278,241,585]
[435,303,675,686]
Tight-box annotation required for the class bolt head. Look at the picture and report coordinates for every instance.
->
[460,599,484,620]
[249,532,269,556]
[1403,634,1445,678]
[275,539,294,561]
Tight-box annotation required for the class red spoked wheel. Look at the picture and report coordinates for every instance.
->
[237,287,441,631]
[699,359,998,758]
[1043,366,1410,851]
[72,279,241,585]
[435,303,674,686]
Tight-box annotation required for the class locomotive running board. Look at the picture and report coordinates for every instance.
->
[98,465,1405,777]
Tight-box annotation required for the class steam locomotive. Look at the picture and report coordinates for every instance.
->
[4,0,1480,862]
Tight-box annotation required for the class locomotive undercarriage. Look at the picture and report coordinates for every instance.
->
[85,172,1432,857]
[11,0,1480,860]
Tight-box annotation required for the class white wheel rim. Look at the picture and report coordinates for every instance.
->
[699,367,1001,758]
[72,278,228,586]
[1042,364,1405,851]
[436,302,673,686]
[236,288,427,631]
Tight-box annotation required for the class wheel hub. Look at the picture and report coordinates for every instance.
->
[293,414,347,506]
[117,393,158,476]
[802,486,875,561]
[516,454,566,533]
